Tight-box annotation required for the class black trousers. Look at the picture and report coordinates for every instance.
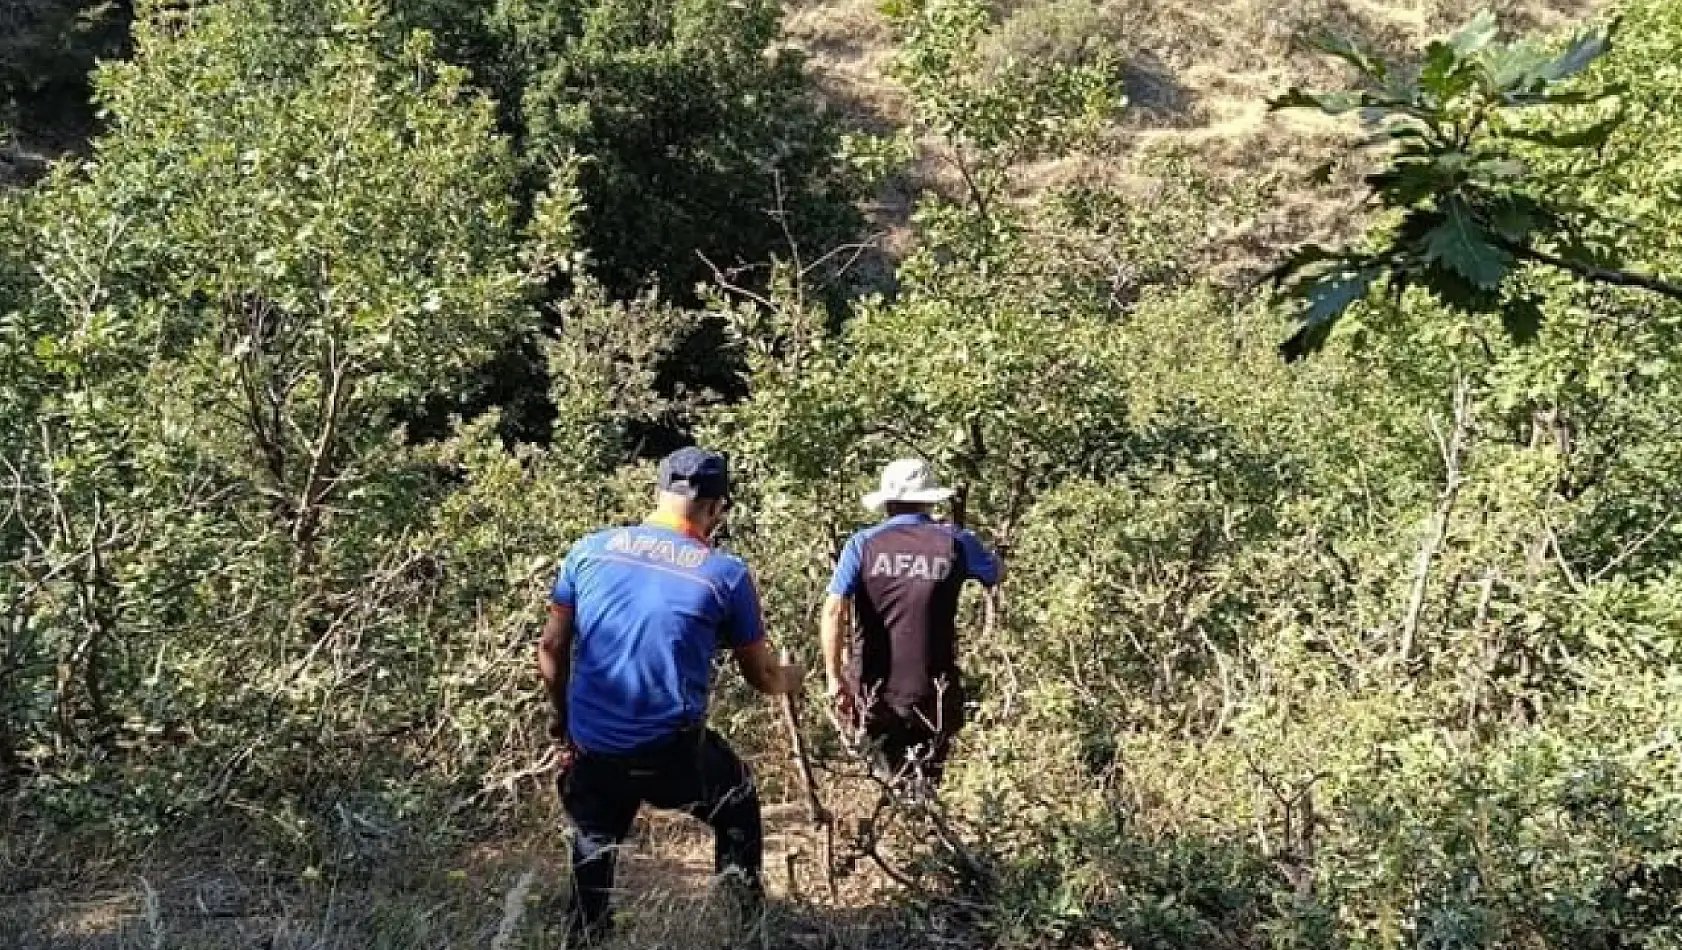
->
[864,705,959,789]
[560,727,763,928]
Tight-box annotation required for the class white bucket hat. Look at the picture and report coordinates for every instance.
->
[862,458,955,511]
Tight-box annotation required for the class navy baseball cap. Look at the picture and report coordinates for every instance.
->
[657,447,731,500]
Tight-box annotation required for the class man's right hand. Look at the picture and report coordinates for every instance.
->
[736,640,807,697]
[547,712,578,777]
[778,656,807,696]
[826,680,855,733]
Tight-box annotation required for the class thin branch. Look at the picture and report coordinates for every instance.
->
[1590,511,1676,582]
[801,232,888,281]
[449,747,562,815]
[942,146,992,221]
[1473,568,1497,631]
[1541,510,1585,594]
[769,170,805,312]
[1399,375,1471,666]
[1514,243,1682,301]
[696,250,777,311]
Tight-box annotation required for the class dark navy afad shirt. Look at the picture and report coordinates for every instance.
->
[551,512,765,754]
[827,513,1001,714]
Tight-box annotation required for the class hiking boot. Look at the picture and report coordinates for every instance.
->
[715,865,766,947]
[561,908,614,947]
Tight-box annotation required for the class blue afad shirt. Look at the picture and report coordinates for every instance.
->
[551,517,765,754]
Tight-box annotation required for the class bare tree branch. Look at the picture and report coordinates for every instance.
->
[1399,375,1471,666]
[1513,243,1682,301]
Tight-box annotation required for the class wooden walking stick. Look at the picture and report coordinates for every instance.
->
[779,649,838,900]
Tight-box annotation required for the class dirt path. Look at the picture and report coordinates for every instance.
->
[2,796,914,950]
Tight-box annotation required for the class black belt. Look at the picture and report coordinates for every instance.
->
[586,721,706,763]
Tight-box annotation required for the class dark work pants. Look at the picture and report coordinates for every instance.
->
[560,727,763,929]
[864,706,959,790]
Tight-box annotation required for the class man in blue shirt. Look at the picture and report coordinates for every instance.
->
[538,447,803,942]
[820,458,1004,793]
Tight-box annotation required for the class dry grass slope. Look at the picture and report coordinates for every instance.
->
[785,0,1601,274]
[4,781,935,949]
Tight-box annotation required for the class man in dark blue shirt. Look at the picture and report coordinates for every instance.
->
[820,458,1004,794]
[538,447,803,942]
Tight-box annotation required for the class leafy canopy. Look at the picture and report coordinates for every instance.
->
[1266,11,1663,360]
[496,0,862,301]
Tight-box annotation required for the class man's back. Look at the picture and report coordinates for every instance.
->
[831,512,1001,714]
[539,446,802,940]
[554,516,761,753]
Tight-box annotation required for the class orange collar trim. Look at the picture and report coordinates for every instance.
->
[644,511,709,545]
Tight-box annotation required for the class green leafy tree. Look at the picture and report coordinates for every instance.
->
[544,278,704,469]
[882,0,1122,221]
[76,0,551,572]
[710,0,1134,553]
[0,188,39,781]
[1269,11,1682,359]
[3,0,555,794]
[492,0,862,301]
[384,0,867,449]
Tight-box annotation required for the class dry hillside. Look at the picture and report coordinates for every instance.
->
[784,0,1602,276]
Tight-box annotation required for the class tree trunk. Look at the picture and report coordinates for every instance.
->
[0,600,22,784]
[74,500,115,730]
[0,706,18,787]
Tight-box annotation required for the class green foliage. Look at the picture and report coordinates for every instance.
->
[1,0,545,816]
[1562,0,1682,279]
[711,4,1682,934]
[988,0,1117,73]
[72,0,536,558]
[494,0,863,300]
[4,3,1682,950]
[546,278,706,469]
[1267,11,1664,360]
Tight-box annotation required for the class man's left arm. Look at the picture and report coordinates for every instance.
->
[724,567,804,696]
[956,528,1006,587]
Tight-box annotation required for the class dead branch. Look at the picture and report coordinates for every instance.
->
[1399,375,1471,666]
[1591,511,1675,582]
[697,250,778,311]
[777,654,838,901]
